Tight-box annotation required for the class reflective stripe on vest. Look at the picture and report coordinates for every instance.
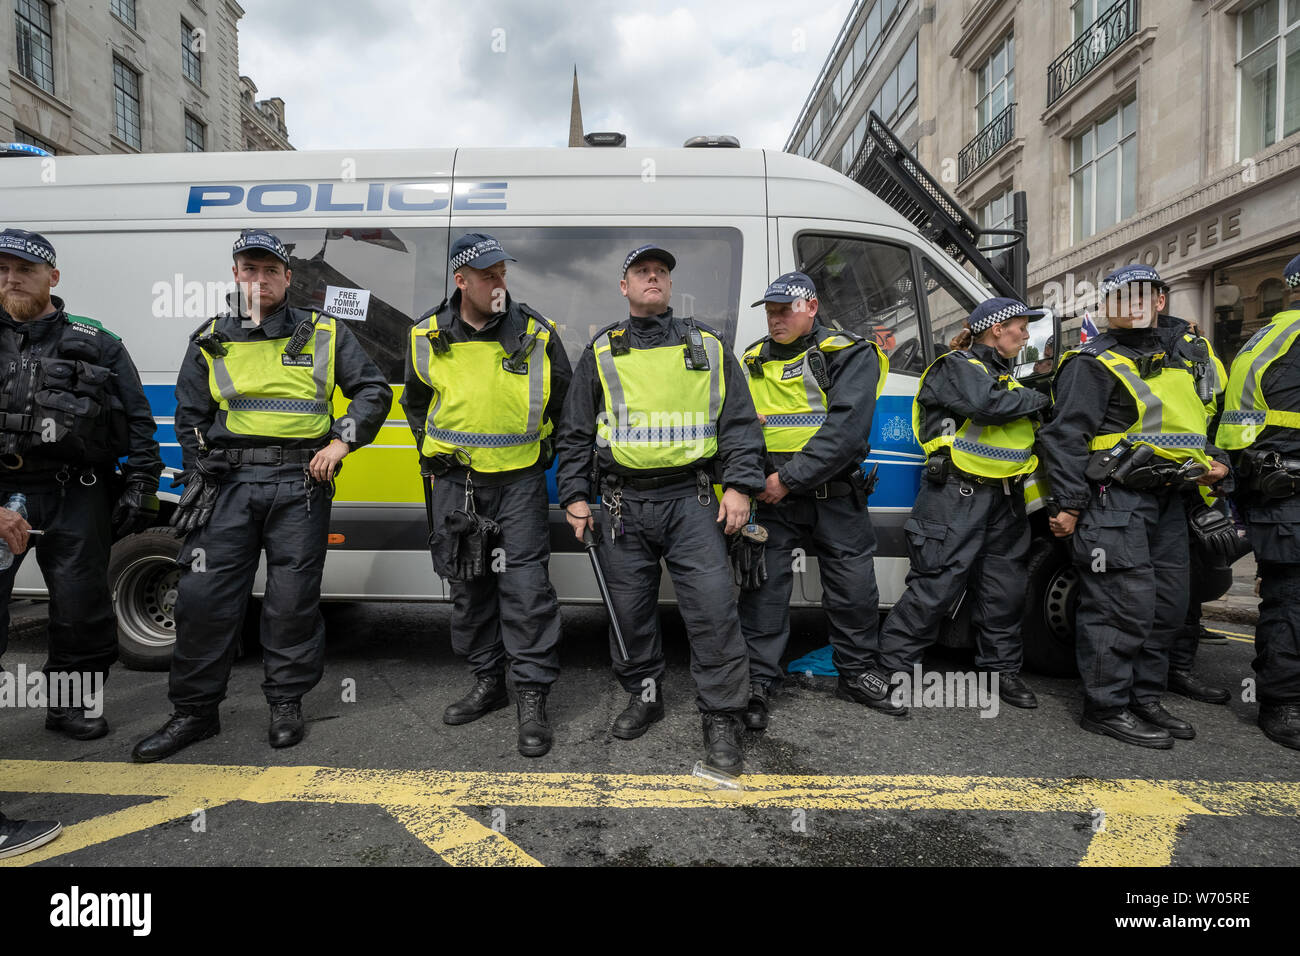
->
[742,334,885,454]
[914,354,1038,479]
[594,325,723,470]
[205,314,336,439]
[409,313,552,472]
[1216,310,1300,450]
[1085,351,1212,467]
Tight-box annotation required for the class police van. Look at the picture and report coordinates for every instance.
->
[2,116,1087,674]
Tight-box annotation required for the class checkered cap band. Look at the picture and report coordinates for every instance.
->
[1286,254,1300,288]
[450,238,506,271]
[232,230,289,264]
[1099,265,1164,298]
[0,231,55,267]
[969,303,1026,335]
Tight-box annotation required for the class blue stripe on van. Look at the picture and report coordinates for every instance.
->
[144,385,178,418]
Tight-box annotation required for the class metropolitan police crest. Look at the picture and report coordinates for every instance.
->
[881,414,911,443]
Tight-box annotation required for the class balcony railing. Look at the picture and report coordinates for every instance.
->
[1047,0,1140,108]
[958,103,1016,182]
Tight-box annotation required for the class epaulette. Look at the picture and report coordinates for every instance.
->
[589,319,628,348]
[816,324,866,347]
[1073,332,1118,358]
[516,302,557,334]
[65,314,121,341]
[686,318,726,342]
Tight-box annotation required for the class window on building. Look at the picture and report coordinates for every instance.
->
[977,188,1015,249]
[13,127,55,154]
[182,20,202,86]
[977,34,1015,131]
[866,0,882,52]
[113,57,142,149]
[1071,97,1137,242]
[1238,0,1300,158]
[853,25,867,75]
[1072,0,1103,38]
[14,0,55,94]
[838,56,854,105]
[184,112,205,152]
[898,36,918,113]
[110,0,136,30]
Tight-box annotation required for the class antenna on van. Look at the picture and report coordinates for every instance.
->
[848,112,1026,299]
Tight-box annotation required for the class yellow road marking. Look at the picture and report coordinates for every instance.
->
[2,760,1297,868]
[1206,627,1255,643]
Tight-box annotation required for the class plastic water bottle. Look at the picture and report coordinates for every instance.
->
[0,493,28,571]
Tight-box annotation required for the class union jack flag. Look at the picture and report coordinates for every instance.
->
[1080,312,1100,343]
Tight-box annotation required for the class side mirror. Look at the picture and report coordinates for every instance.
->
[1012,308,1061,384]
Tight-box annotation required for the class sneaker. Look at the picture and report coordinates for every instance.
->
[0,812,63,860]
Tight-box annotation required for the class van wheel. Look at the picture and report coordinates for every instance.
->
[110,528,185,671]
[109,528,261,671]
[1022,537,1079,677]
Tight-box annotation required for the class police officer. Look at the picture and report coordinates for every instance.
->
[1159,311,1235,705]
[0,228,162,739]
[1216,253,1300,750]
[401,233,570,758]
[736,273,888,728]
[1038,265,1230,748]
[132,229,391,761]
[870,298,1049,712]
[555,245,765,775]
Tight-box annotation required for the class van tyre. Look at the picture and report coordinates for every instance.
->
[109,528,259,671]
[1021,537,1079,677]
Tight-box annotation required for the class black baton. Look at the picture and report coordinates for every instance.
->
[583,527,629,662]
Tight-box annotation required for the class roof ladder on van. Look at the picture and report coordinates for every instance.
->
[848,111,1028,301]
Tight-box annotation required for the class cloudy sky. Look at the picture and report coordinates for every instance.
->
[238,0,851,152]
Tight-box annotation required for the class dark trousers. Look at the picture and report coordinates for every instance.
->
[429,471,562,687]
[877,477,1030,675]
[169,473,330,715]
[1072,485,1189,715]
[1254,561,1300,706]
[598,489,748,713]
[738,491,879,685]
[1170,536,1211,672]
[0,478,117,686]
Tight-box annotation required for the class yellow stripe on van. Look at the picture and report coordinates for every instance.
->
[331,387,425,504]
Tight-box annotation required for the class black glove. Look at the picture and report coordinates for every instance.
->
[1188,502,1252,564]
[442,509,502,581]
[169,454,231,534]
[728,522,769,591]
[112,474,161,538]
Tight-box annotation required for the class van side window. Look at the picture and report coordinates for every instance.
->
[796,234,925,374]
[921,258,978,358]
[449,227,744,364]
[276,228,449,382]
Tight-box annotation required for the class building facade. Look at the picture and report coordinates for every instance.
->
[3,0,291,154]
[791,0,1300,363]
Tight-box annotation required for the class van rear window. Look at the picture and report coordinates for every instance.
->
[274,226,742,380]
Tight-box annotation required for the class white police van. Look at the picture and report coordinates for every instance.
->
[2,117,1083,673]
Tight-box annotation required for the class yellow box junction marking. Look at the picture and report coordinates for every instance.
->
[3,760,1298,868]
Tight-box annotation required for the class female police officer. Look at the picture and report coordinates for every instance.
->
[868,298,1049,713]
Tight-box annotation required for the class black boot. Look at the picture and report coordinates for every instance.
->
[1258,703,1300,751]
[45,706,109,741]
[1079,708,1174,749]
[132,712,221,763]
[744,682,770,731]
[516,685,552,758]
[443,674,509,726]
[268,700,305,749]
[836,669,907,716]
[997,672,1039,709]
[612,690,665,739]
[1130,700,1195,740]
[701,711,744,775]
[1166,669,1231,705]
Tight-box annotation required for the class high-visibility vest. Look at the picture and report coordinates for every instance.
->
[203,313,336,439]
[1061,344,1214,469]
[1216,310,1300,451]
[913,352,1038,479]
[407,309,553,473]
[742,331,887,453]
[592,320,724,470]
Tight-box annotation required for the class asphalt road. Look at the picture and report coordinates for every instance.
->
[1,601,1297,868]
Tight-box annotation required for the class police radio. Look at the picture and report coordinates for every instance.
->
[683,321,710,371]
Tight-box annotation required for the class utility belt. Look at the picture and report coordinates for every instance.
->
[794,464,879,506]
[1083,437,1205,492]
[1239,449,1300,501]
[924,454,1022,489]
[220,446,323,467]
[602,467,705,495]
